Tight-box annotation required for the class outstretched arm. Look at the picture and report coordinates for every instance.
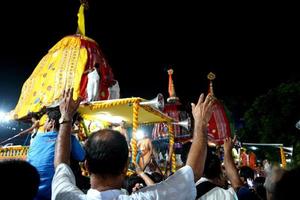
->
[18,121,39,136]
[134,162,155,186]
[54,88,82,168]
[223,136,243,190]
[186,94,214,182]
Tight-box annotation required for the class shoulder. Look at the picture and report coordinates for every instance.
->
[52,164,85,199]
[203,187,237,200]
[129,166,196,199]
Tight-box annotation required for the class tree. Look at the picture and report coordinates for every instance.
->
[237,81,300,165]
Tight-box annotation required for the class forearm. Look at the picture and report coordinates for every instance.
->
[186,123,207,181]
[138,172,155,186]
[224,149,243,190]
[19,127,34,135]
[55,123,72,168]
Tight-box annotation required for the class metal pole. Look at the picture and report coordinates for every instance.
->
[242,143,283,147]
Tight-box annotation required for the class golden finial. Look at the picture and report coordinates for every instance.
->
[207,72,216,81]
[207,72,216,96]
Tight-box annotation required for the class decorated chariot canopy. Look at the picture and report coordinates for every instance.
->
[78,97,173,125]
[152,69,191,141]
[207,72,233,145]
[3,2,179,172]
[10,3,116,121]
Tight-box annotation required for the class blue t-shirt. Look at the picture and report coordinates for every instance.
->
[27,131,85,200]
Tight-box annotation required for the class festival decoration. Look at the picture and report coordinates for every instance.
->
[207,72,232,145]
[10,2,116,121]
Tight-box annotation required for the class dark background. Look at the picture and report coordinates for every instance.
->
[0,1,299,142]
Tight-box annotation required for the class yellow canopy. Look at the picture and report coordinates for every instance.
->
[11,35,88,120]
[78,97,174,125]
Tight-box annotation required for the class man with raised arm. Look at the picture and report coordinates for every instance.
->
[52,89,214,200]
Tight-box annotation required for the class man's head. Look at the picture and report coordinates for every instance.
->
[203,148,226,186]
[30,112,40,122]
[264,166,285,200]
[0,159,40,200]
[239,166,255,183]
[84,129,129,178]
[273,167,300,200]
[44,109,61,132]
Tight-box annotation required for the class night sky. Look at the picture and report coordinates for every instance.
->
[0,1,299,129]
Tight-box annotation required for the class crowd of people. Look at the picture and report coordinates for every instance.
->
[0,89,299,200]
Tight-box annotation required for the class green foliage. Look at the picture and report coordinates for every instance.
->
[237,82,300,164]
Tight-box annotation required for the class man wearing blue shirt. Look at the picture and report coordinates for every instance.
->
[27,108,85,200]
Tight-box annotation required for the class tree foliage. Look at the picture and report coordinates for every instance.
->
[237,82,300,164]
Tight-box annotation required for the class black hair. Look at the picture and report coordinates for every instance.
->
[0,159,40,200]
[274,167,300,200]
[147,172,164,183]
[47,108,61,130]
[180,141,192,165]
[254,177,267,200]
[85,129,129,177]
[123,174,146,194]
[239,166,255,181]
[203,148,222,179]
[29,112,40,120]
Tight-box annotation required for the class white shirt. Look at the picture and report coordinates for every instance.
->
[52,164,196,200]
[196,177,238,200]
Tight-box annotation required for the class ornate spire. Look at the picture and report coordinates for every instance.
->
[207,72,216,96]
[167,68,179,103]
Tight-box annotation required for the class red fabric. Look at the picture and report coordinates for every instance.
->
[152,103,181,140]
[249,152,257,169]
[164,104,181,137]
[79,37,115,101]
[207,100,231,145]
[241,152,248,166]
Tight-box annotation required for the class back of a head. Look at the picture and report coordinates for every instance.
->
[85,129,129,177]
[0,159,40,200]
[123,174,146,194]
[254,177,266,200]
[264,167,285,200]
[203,148,222,179]
[30,112,40,120]
[147,172,164,183]
[273,167,300,200]
[239,166,255,181]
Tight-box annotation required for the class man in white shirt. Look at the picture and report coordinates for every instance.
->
[195,137,243,200]
[52,89,214,200]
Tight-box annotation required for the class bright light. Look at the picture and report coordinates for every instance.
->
[0,111,10,123]
[95,112,125,124]
[136,129,146,140]
[250,146,258,150]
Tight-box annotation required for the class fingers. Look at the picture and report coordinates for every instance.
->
[62,88,76,100]
[196,93,204,106]
[66,88,71,99]
[62,90,66,99]
[233,135,237,144]
[191,103,195,112]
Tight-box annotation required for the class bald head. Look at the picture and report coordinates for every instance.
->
[85,129,129,177]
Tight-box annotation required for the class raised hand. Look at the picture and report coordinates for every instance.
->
[59,88,82,121]
[223,135,237,153]
[191,93,214,131]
